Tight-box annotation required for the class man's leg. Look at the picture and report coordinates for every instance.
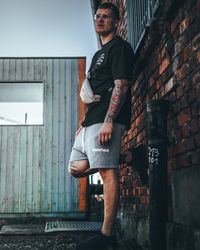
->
[99,168,119,236]
[68,160,98,178]
[76,167,119,250]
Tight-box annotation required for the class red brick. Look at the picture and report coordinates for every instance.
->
[191,100,200,117]
[179,17,190,34]
[186,137,195,151]
[183,45,191,62]
[191,150,200,165]
[177,110,191,126]
[180,126,190,139]
[161,46,168,59]
[192,71,200,89]
[182,78,191,92]
[176,63,189,81]
[165,77,174,94]
[168,158,177,171]
[171,15,179,34]
[175,35,187,56]
[194,134,200,147]
[126,189,132,196]
[140,196,149,205]
[188,88,197,104]
[177,154,191,168]
[173,54,184,72]
[168,146,175,158]
[137,187,147,196]
[192,33,200,51]
[159,57,170,75]
[188,54,199,74]
[177,140,187,154]
[148,76,155,88]
[197,0,200,11]
[197,51,200,63]
[176,85,184,99]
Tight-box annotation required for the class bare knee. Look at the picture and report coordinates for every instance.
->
[68,160,89,178]
[99,168,119,182]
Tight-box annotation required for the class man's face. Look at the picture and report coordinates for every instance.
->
[95,8,118,36]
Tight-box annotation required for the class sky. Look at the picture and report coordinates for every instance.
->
[0,0,101,182]
[0,0,98,70]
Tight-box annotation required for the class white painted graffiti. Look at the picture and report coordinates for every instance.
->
[149,147,160,165]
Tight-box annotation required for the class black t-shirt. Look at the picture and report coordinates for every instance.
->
[82,36,134,129]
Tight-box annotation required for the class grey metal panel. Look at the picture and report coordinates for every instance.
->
[126,0,160,52]
[0,57,80,216]
[15,59,22,80]
[70,59,79,210]
[0,59,3,79]
[58,59,67,212]
[0,126,7,212]
[44,58,53,212]
[65,59,79,212]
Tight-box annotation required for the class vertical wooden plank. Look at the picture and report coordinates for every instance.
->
[71,59,79,210]
[26,126,33,212]
[22,59,28,81]
[39,125,45,212]
[12,127,21,212]
[19,126,28,213]
[40,58,47,212]
[9,59,16,81]
[31,59,43,212]
[3,58,9,81]
[28,58,34,81]
[52,58,59,212]
[58,59,67,212]
[0,58,3,79]
[35,58,42,81]
[65,59,73,211]
[32,126,40,212]
[64,59,79,212]
[43,58,53,212]
[6,126,14,212]
[0,126,7,212]
[16,59,22,81]
[77,58,88,212]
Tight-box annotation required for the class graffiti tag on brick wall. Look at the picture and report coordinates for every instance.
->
[149,147,159,165]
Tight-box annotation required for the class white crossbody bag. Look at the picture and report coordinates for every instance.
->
[80,76,101,104]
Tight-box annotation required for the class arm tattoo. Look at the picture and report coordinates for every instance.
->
[104,79,129,123]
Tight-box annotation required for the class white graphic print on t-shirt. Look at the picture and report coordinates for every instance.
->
[96,53,105,65]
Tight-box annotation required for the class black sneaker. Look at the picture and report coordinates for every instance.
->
[76,231,118,250]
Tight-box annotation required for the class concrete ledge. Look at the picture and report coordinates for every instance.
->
[171,166,200,228]
[167,223,200,250]
[116,211,149,249]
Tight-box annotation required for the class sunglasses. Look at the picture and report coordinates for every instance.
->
[94,14,113,20]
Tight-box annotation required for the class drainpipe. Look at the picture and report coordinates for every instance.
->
[146,100,169,250]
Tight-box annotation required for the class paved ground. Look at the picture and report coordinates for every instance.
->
[0,232,141,250]
[0,232,92,250]
[0,221,142,250]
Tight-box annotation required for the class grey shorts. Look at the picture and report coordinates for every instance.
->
[69,123,125,169]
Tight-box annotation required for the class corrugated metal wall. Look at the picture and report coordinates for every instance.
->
[126,0,160,52]
[0,57,84,218]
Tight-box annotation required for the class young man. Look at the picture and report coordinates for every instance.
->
[68,2,134,249]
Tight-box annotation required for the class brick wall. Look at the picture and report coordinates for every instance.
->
[94,0,200,249]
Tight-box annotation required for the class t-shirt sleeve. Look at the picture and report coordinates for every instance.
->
[110,42,134,81]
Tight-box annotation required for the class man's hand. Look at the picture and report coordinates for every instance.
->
[98,122,113,145]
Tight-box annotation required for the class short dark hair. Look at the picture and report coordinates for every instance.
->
[97,2,120,20]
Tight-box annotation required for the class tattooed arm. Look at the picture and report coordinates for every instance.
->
[98,79,129,145]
